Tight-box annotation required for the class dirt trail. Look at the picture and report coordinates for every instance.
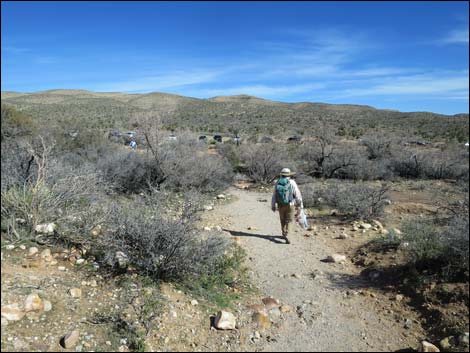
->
[212,187,420,352]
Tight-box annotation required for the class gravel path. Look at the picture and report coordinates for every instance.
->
[214,187,419,352]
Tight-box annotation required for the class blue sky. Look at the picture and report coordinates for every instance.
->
[1,1,469,114]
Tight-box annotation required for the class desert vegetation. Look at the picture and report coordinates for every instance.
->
[1,91,468,351]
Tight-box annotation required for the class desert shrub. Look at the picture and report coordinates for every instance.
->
[161,141,233,193]
[321,182,390,220]
[360,133,396,160]
[98,149,165,193]
[96,194,229,281]
[391,147,468,180]
[401,216,469,279]
[240,144,286,183]
[1,138,104,243]
[340,157,395,181]
[216,143,242,171]
[1,104,36,141]
[1,139,37,191]
[298,184,323,208]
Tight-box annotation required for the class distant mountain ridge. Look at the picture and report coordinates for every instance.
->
[1,89,468,140]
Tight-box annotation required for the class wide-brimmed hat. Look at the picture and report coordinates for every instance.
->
[280,168,295,176]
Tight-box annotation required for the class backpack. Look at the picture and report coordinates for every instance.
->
[276,177,293,205]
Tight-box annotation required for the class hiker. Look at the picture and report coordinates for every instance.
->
[129,140,137,150]
[271,168,303,244]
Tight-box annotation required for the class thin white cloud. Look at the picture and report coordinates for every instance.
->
[337,72,469,97]
[441,28,469,44]
[94,69,223,92]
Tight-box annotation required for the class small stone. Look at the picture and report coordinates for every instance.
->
[418,341,440,352]
[395,294,404,302]
[372,220,384,229]
[268,308,281,323]
[115,251,129,269]
[247,226,256,230]
[439,336,455,351]
[60,330,80,349]
[214,311,236,330]
[40,249,51,258]
[6,245,15,250]
[28,247,39,256]
[338,233,349,239]
[35,223,57,235]
[203,205,213,211]
[292,273,301,279]
[190,300,199,306]
[252,311,270,330]
[19,245,26,250]
[404,319,412,329]
[459,332,469,346]
[280,305,293,313]
[69,288,82,298]
[106,341,112,346]
[215,226,223,232]
[170,311,177,318]
[248,304,266,313]
[24,293,44,312]
[76,259,85,265]
[359,223,372,230]
[1,317,8,326]
[217,194,226,200]
[204,227,212,231]
[58,266,66,271]
[325,254,347,263]
[43,300,52,312]
[392,228,402,235]
[262,297,280,310]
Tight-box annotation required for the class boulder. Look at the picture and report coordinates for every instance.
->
[35,223,57,235]
[1,303,25,321]
[24,293,44,312]
[418,341,440,352]
[214,310,236,330]
[60,330,80,349]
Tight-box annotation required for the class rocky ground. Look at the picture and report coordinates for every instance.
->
[1,180,468,352]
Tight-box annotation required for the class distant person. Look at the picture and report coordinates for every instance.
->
[271,168,303,244]
[129,140,137,150]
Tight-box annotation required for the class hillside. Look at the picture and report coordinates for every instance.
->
[1,89,468,140]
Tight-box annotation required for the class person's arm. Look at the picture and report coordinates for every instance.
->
[271,186,277,211]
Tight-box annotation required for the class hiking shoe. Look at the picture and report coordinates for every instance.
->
[284,237,290,244]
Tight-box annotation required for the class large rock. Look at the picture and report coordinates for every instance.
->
[24,293,44,312]
[214,310,236,330]
[60,330,80,349]
[35,223,57,235]
[1,303,25,321]
[261,297,280,311]
[418,341,440,352]
[325,254,347,263]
